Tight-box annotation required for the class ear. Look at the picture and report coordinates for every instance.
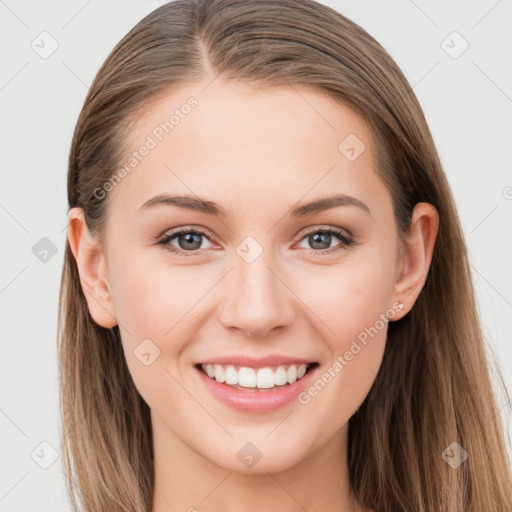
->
[67,207,118,328]
[389,202,439,321]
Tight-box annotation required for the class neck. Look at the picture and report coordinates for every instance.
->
[151,414,360,512]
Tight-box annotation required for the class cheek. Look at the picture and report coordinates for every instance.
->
[294,283,389,449]
[109,248,205,339]
[296,330,386,454]
[108,251,223,389]
[109,254,201,410]
[299,246,396,350]
[290,248,394,421]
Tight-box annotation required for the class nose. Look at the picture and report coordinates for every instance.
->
[218,248,295,338]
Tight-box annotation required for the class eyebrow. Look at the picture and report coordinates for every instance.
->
[289,194,371,217]
[138,193,228,216]
[138,193,371,217]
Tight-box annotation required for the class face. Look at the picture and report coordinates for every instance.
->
[79,78,413,473]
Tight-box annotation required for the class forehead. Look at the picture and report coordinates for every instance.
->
[107,78,389,220]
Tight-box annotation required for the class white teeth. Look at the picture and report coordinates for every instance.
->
[287,365,297,384]
[225,365,238,385]
[256,367,275,389]
[200,363,312,389]
[274,366,288,385]
[214,364,225,383]
[238,367,256,388]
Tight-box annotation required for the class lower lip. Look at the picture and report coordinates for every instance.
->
[195,365,319,413]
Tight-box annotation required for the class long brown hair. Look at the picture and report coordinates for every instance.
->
[58,1,512,510]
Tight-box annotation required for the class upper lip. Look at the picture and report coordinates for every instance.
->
[196,355,317,369]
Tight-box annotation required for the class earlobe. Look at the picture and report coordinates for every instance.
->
[67,207,118,328]
[389,202,439,320]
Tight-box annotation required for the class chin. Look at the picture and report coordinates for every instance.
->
[206,436,312,475]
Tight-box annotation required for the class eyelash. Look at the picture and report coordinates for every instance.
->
[156,226,354,257]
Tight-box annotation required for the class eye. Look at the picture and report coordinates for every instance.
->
[156,225,354,258]
[295,227,354,255]
[157,227,215,256]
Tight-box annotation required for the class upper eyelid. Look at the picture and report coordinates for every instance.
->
[159,225,215,241]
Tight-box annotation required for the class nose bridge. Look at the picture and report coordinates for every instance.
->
[219,239,294,337]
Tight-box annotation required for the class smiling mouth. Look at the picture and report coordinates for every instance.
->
[195,362,319,391]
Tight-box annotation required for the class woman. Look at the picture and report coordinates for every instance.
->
[58,0,512,511]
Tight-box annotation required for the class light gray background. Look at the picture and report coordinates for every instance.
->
[1,1,511,510]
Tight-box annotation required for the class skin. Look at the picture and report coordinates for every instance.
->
[68,76,439,512]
